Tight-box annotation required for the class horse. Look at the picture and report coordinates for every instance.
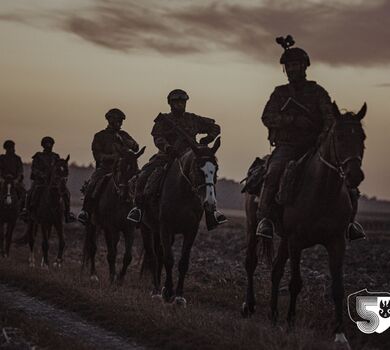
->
[83,147,145,283]
[28,155,70,268]
[242,103,366,346]
[142,137,221,305]
[0,175,23,257]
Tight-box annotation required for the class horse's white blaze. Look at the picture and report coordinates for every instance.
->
[200,161,217,207]
[6,184,12,205]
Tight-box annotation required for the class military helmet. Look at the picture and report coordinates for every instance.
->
[105,108,126,120]
[167,89,189,104]
[280,47,310,66]
[277,35,310,67]
[41,136,55,147]
[3,140,15,150]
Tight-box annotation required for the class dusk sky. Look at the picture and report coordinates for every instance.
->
[1,0,390,198]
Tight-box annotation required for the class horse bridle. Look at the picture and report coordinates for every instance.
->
[319,127,362,179]
[177,157,217,199]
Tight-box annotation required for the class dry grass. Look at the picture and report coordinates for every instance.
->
[0,218,389,349]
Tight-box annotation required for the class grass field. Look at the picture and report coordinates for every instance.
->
[0,214,389,349]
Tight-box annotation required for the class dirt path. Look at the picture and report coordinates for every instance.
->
[0,283,146,350]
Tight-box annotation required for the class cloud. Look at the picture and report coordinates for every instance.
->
[1,0,390,66]
[374,83,390,87]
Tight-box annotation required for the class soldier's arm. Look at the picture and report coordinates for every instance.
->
[151,114,171,153]
[194,115,221,145]
[16,156,24,181]
[91,133,115,163]
[317,86,336,133]
[121,132,139,152]
[261,88,293,129]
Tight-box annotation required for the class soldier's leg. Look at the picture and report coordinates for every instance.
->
[78,169,105,225]
[127,161,159,223]
[256,146,297,238]
[62,186,75,223]
[346,188,366,241]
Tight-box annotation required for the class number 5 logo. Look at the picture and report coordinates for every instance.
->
[348,289,390,334]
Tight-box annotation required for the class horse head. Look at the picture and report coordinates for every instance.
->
[182,137,221,210]
[115,146,146,200]
[329,102,366,188]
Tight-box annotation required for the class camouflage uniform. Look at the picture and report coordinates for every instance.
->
[0,152,25,199]
[82,126,139,213]
[133,112,220,205]
[257,80,335,220]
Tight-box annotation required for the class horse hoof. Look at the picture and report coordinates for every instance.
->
[90,275,99,282]
[151,293,163,301]
[334,333,351,350]
[241,302,255,318]
[53,260,63,269]
[174,296,187,307]
[29,262,35,268]
[161,287,174,303]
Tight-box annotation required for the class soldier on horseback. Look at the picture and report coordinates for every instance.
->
[77,108,139,225]
[256,35,365,241]
[22,136,75,223]
[0,140,25,201]
[127,89,227,228]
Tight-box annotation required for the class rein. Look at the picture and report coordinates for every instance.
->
[318,128,362,179]
[177,157,215,199]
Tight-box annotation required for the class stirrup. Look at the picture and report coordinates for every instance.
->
[127,208,142,223]
[214,210,227,225]
[256,218,274,239]
[347,222,366,241]
[77,210,89,225]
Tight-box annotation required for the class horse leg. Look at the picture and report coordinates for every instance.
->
[86,223,98,281]
[53,222,65,268]
[175,231,197,306]
[161,227,174,302]
[141,225,160,295]
[118,228,134,284]
[325,237,348,345]
[28,222,37,267]
[287,242,302,329]
[0,222,4,257]
[270,237,289,325]
[242,231,258,317]
[41,224,49,269]
[5,220,17,257]
[104,229,119,283]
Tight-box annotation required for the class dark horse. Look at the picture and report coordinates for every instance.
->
[28,156,70,268]
[243,103,366,346]
[142,137,221,305]
[0,175,22,257]
[83,147,145,283]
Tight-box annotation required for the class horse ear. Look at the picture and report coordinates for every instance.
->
[135,146,146,158]
[332,101,341,119]
[356,102,367,120]
[65,154,70,162]
[210,137,221,154]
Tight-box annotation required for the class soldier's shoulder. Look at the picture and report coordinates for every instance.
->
[15,154,22,162]
[32,152,42,159]
[153,112,170,123]
[306,80,329,94]
[273,84,290,94]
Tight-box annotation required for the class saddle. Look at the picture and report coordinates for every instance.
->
[276,149,314,205]
[241,156,270,196]
[144,166,166,200]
